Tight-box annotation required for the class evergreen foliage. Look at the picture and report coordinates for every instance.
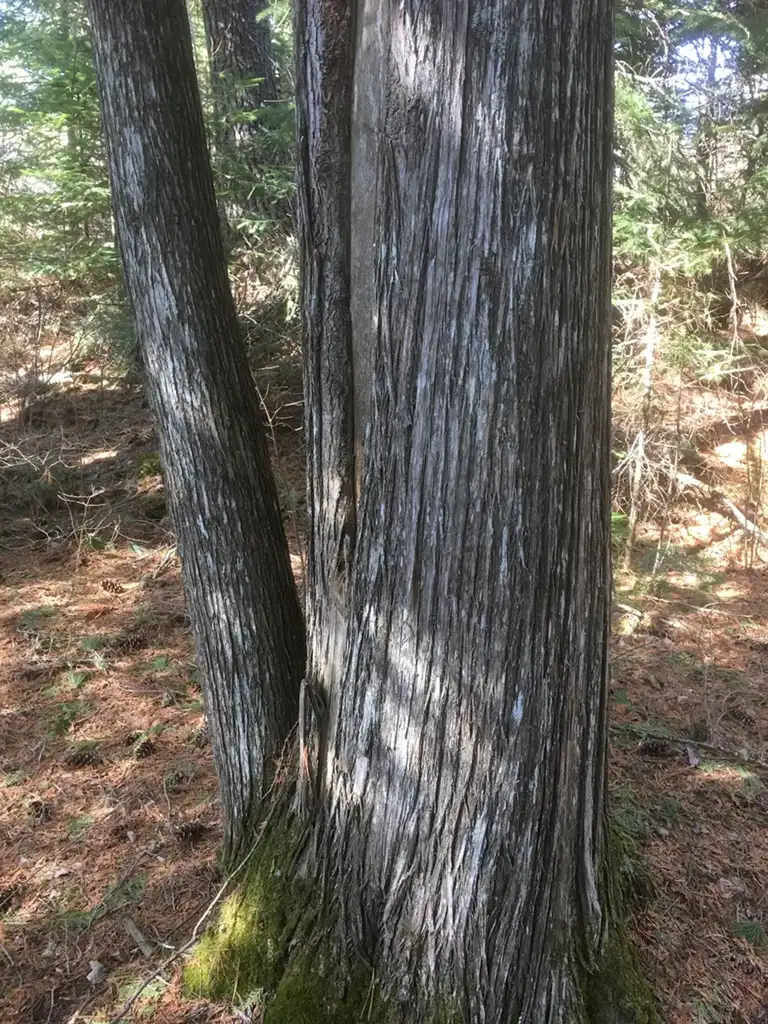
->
[0,0,112,281]
[1,0,767,540]
[612,0,768,543]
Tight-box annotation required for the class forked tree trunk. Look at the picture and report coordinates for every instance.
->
[86,0,305,861]
[298,0,614,1019]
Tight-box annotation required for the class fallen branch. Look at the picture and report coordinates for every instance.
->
[610,723,768,771]
[674,470,768,548]
[122,916,156,958]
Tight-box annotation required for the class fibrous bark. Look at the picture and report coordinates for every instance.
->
[299,0,615,1020]
[86,0,305,861]
[295,0,356,808]
[202,0,278,163]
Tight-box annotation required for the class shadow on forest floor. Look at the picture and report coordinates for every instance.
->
[0,355,767,1022]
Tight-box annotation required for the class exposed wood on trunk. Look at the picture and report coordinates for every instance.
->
[300,0,615,1017]
[86,0,305,862]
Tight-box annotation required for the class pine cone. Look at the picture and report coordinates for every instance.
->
[173,819,210,843]
[729,705,757,728]
[66,743,102,768]
[637,736,672,757]
[191,723,209,748]
[100,578,124,595]
[111,630,148,653]
[132,736,156,760]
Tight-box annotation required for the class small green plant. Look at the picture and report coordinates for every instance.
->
[611,510,630,548]
[631,574,672,598]
[611,786,651,843]
[115,976,168,1019]
[65,669,90,689]
[692,989,730,1024]
[131,723,164,759]
[20,605,58,632]
[652,794,681,825]
[668,650,697,668]
[627,721,672,741]
[733,920,766,947]
[612,688,633,707]
[2,769,27,787]
[134,603,159,627]
[90,652,108,673]
[712,666,750,691]
[56,907,96,933]
[67,814,94,839]
[137,453,162,478]
[43,669,90,699]
[57,873,148,934]
[48,700,89,738]
[80,635,105,651]
[164,760,196,789]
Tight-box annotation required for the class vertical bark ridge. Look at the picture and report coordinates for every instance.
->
[202,0,278,131]
[87,0,305,861]
[295,0,357,800]
[318,0,614,1018]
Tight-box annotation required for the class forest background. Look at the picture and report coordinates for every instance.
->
[0,1,767,1022]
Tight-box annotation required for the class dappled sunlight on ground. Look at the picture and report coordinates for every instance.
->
[1,337,767,1020]
[0,371,306,1022]
[612,563,768,1022]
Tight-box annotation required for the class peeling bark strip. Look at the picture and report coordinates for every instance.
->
[295,0,356,796]
[301,0,614,1018]
[86,0,305,860]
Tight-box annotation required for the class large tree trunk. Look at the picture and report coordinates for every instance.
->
[86,0,305,862]
[201,0,278,162]
[299,0,615,1019]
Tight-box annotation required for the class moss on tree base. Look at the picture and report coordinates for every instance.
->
[185,816,657,1023]
[581,917,659,1024]
[580,826,660,1024]
[183,815,309,1004]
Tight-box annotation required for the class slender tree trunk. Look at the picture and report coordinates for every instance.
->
[201,0,278,163]
[626,268,661,568]
[86,0,305,861]
[299,0,615,1019]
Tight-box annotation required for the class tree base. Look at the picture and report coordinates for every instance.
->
[184,813,659,1024]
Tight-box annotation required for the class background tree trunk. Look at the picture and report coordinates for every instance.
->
[86,0,305,862]
[300,0,615,1018]
[201,0,278,164]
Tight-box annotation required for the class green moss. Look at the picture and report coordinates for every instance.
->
[265,954,392,1024]
[183,816,308,1003]
[580,826,660,1024]
[266,954,460,1024]
[582,918,659,1024]
[187,805,654,1022]
[137,452,162,478]
[185,817,460,1024]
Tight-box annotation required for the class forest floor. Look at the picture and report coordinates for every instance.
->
[0,298,767,1022]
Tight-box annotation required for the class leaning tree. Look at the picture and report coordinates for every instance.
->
[84,0,305,861]
[86,0,639,1020]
